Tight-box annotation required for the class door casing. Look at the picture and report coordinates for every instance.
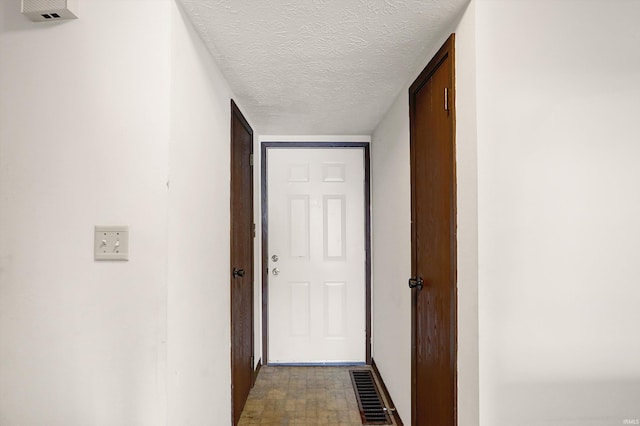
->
[260,142,372,365]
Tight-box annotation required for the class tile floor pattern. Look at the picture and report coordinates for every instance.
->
[238,366,377,425]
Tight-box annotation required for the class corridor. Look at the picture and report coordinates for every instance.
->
[238,366,397,425]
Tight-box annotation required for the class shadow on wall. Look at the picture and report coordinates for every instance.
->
[497,380,640,426]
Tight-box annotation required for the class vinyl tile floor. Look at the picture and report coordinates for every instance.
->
[238,366,371,425]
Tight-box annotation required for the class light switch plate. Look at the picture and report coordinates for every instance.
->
[94,226,129,261]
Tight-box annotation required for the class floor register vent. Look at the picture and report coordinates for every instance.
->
[350,370,393,425]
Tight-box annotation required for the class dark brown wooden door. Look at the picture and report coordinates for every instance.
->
[230,100,254,425]
[409,34,457,426]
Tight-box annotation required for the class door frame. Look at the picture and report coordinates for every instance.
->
[409,34,457,425]
[260,141,372,365]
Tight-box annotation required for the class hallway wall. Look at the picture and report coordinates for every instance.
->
[370,91,412,421]
[168,2,243,425]
[0,1,246,424]
[476,1,640,425]
[0,1,171,424]
[370,3,478,424]
[373,1,640,425]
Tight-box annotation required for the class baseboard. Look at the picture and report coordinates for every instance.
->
[371,358,404,425]
[252,358,262,387]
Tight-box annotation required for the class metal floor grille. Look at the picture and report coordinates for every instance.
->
[349,370,392,425]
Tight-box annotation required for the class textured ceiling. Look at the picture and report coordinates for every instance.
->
[178,0,469,135]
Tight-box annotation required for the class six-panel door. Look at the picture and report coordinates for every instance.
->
[267,148,366,363]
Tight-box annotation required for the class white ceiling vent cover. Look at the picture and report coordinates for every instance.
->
[22,0,78,22]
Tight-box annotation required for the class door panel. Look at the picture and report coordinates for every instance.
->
[324,281,346,337]
[324,195,346,259]
[409,35,457,426]
[288,195,309,258]
[230,101,254,425]
[267,148,365,364]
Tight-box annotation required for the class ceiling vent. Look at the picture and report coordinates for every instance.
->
[22,0,78,22]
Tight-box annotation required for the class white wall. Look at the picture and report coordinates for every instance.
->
[370,2,479,424]
[0,1,171,425]
[454,3,479,425]
[476,1,640,425]
[168,2,240,425]
[0,1,249,424]
[370,91,412,421]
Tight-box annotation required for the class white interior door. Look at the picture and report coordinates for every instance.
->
[267,148,366,363]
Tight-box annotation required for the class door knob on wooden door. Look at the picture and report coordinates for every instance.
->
[233,268,245,279]
[408,277,424,290]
